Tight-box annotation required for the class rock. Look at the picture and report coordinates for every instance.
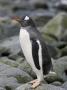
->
[0,36,21,54]
[41,12,67,40]
[0,62,33,89]
[1,67,33,82]
[0,57,19,67]
[18,60,36,79]
[0,47,10,57]
[44,72,59,83]
[42,32,58,44]
[60,30,67,42]
[51,81,62,86]
[0,87,6,90]
[16,83,65,90]
[31,10,54,27]
[8,53,23,61]
[60,46,67,57]
[47,44,61,58]
[0,77,20,89]
[62,81,67,90]
[53,56,67,81]
[55,0,67,11]
[0,63,33,83]
[0,17,19,40]
[52,42,67,49]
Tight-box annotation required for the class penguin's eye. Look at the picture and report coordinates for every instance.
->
[24,16,29,21]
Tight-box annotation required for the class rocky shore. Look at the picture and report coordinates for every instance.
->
[0,0,67,90]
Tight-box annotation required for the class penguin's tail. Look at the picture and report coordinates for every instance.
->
[44,71,56,78]
[49,70,56,75]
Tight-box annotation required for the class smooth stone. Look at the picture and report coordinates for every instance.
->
[0,87,6,90]
[15,83,65,90]
[0,57,19,67]
[18,60,36,79]
[0,77,20,89]
[62,81,67,90]
[0,63,33,83]
[0,36,21,54]
[41,12,67,40]
[53,56,67,81]
[51,81,62,86]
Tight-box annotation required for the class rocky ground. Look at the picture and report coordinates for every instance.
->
[0,12,67,90]
[0,0,67,90]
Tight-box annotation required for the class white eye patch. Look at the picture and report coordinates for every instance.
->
[24,16,29,20]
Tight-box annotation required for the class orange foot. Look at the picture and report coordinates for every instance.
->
[29,79,41,89]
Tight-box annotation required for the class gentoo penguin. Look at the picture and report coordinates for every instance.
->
[12,16,52,88]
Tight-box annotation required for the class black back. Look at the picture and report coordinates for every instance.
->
[27,26,52,75]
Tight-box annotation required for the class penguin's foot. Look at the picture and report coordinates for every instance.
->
[29,79,41,89]
[32,80,40,88]
[29,79,37,84]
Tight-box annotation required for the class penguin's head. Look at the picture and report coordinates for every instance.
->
[12,16,35,27]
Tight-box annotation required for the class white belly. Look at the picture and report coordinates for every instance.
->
[19,28,44,81]
[19,28,34,67]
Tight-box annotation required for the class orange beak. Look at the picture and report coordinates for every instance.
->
[11,16,21,22]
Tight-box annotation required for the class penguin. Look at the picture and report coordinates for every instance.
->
[12,16,52,88]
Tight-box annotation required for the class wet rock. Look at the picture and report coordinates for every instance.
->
[16,83,65,90]
[53,56,67,81]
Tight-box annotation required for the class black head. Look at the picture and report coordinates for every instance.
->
[12,16,35,27]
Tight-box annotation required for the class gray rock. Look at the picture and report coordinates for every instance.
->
[60,46,67,57]
[53,56,67,81]
[0,87,6,90]
[0,57,19,67]
[47,44,61,58]
[51,81,62,86]
[41,12,67,41]
[55,0,67,11]
[0,77,20,89]
[0,63,33,83]
[0,17,19,40]
[18,60,36,78]
[0,36,21,54]
[8,53,23,61]
[60,30,67,42]
[62,81,67,90]
[44,72,59,83]
[0,47,10,57]
[16,83,65,90]
[0,66,32,80]
[0,63,10,72]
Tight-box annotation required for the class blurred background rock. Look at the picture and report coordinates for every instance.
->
[0,0,67,90]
